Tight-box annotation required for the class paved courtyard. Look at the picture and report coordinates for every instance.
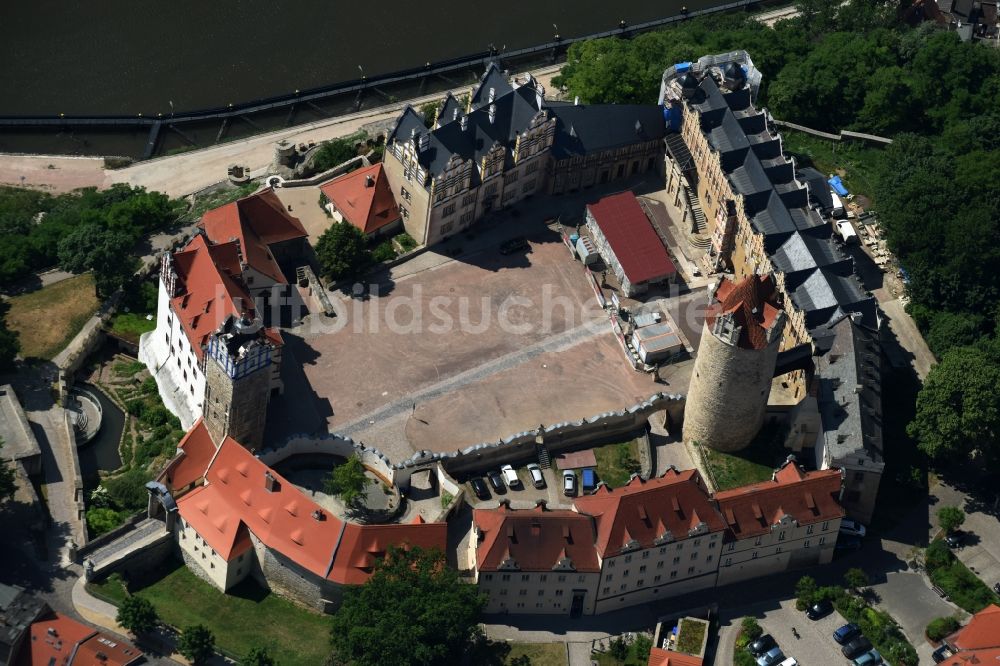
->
[288,220,661,460]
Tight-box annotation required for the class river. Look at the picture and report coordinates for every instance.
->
[1,0,724,117]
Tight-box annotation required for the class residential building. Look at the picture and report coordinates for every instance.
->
[472,501,601,616]
[647,647,703,666]
[585,192,676,297]
[0,584,47,666]
[382,63,665,246]
[162,421,447,612]
[319,163,402,236]
[684,274,786,452]
[574,468,728,615]
[140,189,307,445]
[22,613,143,666]
[938,603,1000,664]
[715,458,844,586]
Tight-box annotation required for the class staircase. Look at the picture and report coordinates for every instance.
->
[688,193,708,233]
[537,444,551,470]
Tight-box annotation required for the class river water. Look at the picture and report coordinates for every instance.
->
[1,0,719,117]
[77,384,126,491]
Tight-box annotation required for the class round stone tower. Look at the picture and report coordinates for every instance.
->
[683,274,786,452]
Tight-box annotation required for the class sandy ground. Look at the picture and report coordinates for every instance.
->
[0,65,563,198]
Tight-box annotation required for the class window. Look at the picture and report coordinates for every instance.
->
[654,575,662,583]
[623,569,630,578]
[519,589,527,596]
[639,565,646,573]
[501,574,510,582]
[555,590,564,597]
[690,553,697,561]
[538,589,544,596]
[483,574,493,581]
[608,560,615,568]
[462,194,475,207]
[603,587,610,595]
[706,555,713,563]
[727,543,735,552]
[819,536,827,546]
[804,540,811,549]
[821,521,829,531]
[752,551,758,559]
[670,571,678,579]
[725,558,732,566]
[806,525,814,535]
[525,161,539,175]
[485,182,498,196]
[578,575,585,583]
[687,567,695,574]
[854,471,865,482]
[776,546,783,554]
[779,531,786,541]
[400,186,411,201]
[642,551,650,560]
[659,547,666,555]
[558,575,566,582]
[676,543,683,550]
[443,203,456,216]
[693,539,701,547]
[656,561,664,569]
[522,180,535,194]
[637,579,644,587]
[399,205,409,219]
[605,574,612,582]
[539,574,547,582]
[440,222,454,235]
[501,189,515,203]
[754,536,762,546]
[500,589,507,596]
[504,171,519,185]
[673,557,680,565]
[460,211,475,224]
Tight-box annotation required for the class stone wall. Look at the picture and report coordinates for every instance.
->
[258,433,395,486]
[258,545,343,613]
[393,393,685,483]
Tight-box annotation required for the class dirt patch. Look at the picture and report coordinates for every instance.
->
[6,273,99,360]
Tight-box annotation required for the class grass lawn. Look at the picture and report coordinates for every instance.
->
[593,638,653,666]
[697,422,787,491]
[6,273,99,360]
[507,643,567,665]
[89,561,330,666]
[780,130,886,202]
[107,312,155,343]
[592,440,640,488]
[676,618,708,655]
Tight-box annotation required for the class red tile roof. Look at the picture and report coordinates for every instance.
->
[948,603,1000,651]
[587,192,676,286]
[714,461,843,539]
[473,503,600,572]
[319,164,400,235]
[162,418,218,491]
[573,469,726,558]
[647,647,703,666]
[24,613,141,666]
[169,234,283,359]
[173,430,446,584]
[705,274,783,350]
[200,189,307,284]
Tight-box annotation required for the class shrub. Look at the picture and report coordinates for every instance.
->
[926,539,999,612]
[371,240,397,263]
[86,507,123,536]
[795,575,817,610]
[937,506,966,534]
[735,650,756,666]
[926,616,961,642]
[740,616,762,642]
[319,192,332,217]
[395,233,417,252]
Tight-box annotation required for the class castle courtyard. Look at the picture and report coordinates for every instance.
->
[286,219,666,460]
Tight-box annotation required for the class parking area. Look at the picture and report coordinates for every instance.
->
[459,463,582,510]
[755,598,852,665]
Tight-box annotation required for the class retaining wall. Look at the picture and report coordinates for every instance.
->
[62,410,88,546]
[393,393,686,484]
[258,433,395,486]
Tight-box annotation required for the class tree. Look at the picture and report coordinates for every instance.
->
[329,546,485,666]
[844,567,870,591]
[86,507,122,536]
[115,595,158,635]
[312,137,362,173]
[608,636,629,660]
[741,616,763,642]
[323,455,372,506]
[926,616,961,642]
[178,624,215,664]
[0,303,19,371]
[243,645,277,666]
[57,224,139,298]
[795,575,818,610]
[633,634,653,659]
[909,345,1000,472]
[314,222,371,282]
[937,506,966,534]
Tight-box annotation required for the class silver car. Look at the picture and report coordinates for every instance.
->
[527,463,545,488]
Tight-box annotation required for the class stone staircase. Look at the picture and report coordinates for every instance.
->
[537,444,551,470]
[688,192,708,233]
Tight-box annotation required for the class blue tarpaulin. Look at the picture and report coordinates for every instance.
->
[829,175,849,197]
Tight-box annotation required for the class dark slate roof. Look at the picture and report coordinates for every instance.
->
[798,167,835,211]
[771,228,846,276]
[814,314,883,461]
[387,106,428,146]
[470,62,513,110]
[549,103,666,160]
[436,93,464,128]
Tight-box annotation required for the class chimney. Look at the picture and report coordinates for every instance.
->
[452,107,459,121]
[264,471,277,493]
[535,83,545,109]
[410,127,417,141]
[365,175,375,188]
[311,509,326,522]
[418,133,430,152]
[460,115,468,132]
[488,104,497,125]
[635,119,643,135]
[488,87,496,103]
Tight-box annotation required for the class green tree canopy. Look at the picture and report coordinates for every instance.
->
[178,624,215,664]
[57,224,140,298]
[908,345,1000,471]
[242,645,277,666]
[329,546,485,666]
[323,455,372,506]
[937,506,966,534]
[115,595,158,635]
[844,568,870,591]
[315,222,371,282]
[741,616,763,641]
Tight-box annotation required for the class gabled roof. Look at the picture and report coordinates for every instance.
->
[587,192,676,286]
[714,460,844,539]
[706,274,783,350]
[470,62,513,110]
[949,603,1000,650]
[200,189,307,284]
[548,103,667,160]
[473,504,600,572]
[573,468,726,558]
[319,164,400,235]
[25,613,143,666]
[647,647,704,666]
[173,427,447,584]
[162,418,217,491]
[436,93,464,128]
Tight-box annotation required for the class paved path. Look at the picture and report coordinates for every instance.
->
[879,298,934,381]
[0,65,563,199]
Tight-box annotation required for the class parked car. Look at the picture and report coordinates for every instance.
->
[833,623,861,645]
[806,599,833,620]
[469,476,490,500]
[486,469,506,493]
[747,634,777,658]
[836,535,863,552]
[526,463,545,489]
[499,237,529,255]
[932,645,954,663]
[778,659,798,666]
[852,648,883,666]
[500,465,521,488]
[756,647,785,666]
[840,518,867,538]
[946,531,965,549]
[563,470,577,496]
[842,637,873,659]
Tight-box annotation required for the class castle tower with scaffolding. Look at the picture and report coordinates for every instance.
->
[684,274,786,452]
